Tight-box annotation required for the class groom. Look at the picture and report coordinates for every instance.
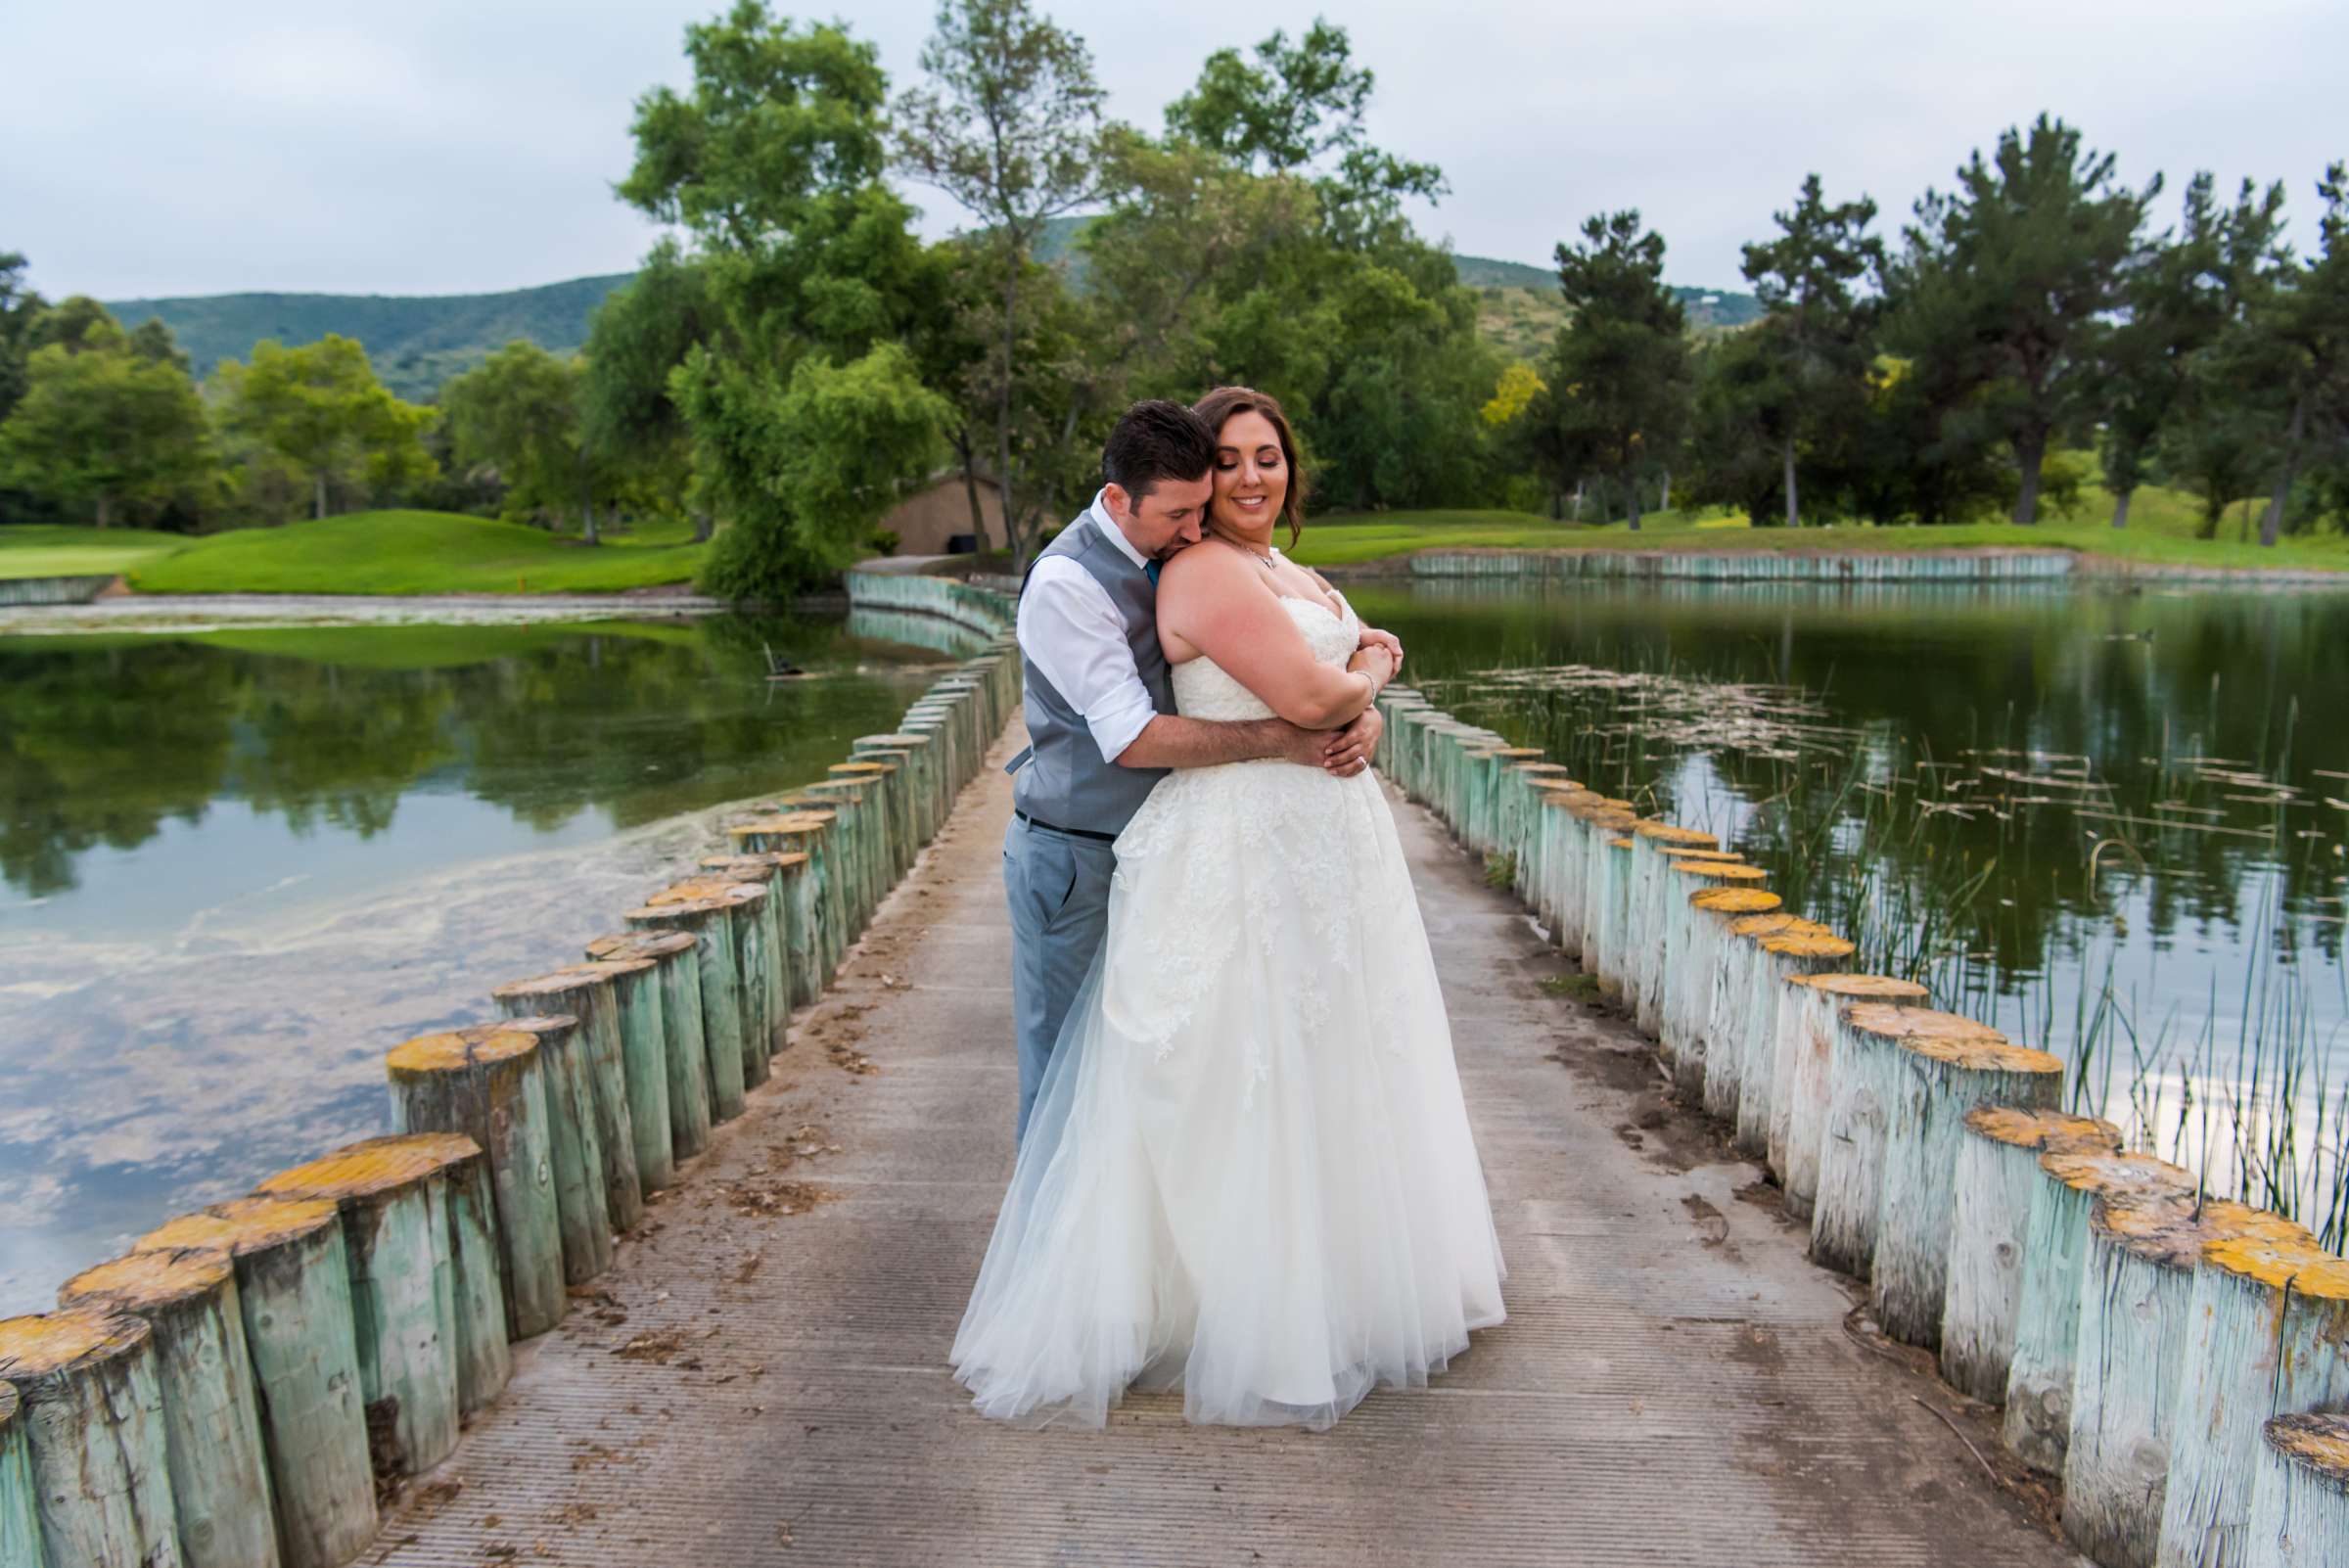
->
[1002,398,1397,1141]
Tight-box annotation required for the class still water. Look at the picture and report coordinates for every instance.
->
[0,612,966,1312]
[1349,577,2349,1234]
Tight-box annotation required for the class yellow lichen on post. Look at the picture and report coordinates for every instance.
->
[137,1195,338,1256]
[1691,888,1781,914]
[1964,1106,2121,1153]
[0,1308,177,1568]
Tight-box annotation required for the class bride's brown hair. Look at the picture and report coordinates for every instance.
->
[1191,386,1308,549]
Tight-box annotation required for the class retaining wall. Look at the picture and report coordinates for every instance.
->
[0,575,115,607]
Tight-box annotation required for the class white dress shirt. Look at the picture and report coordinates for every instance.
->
[1016,491,1161,765]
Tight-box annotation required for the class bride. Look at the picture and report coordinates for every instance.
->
[951,387,1505,1430]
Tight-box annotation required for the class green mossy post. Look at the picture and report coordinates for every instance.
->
[340,1134,512,1418]
[1770,973,1927,1219]
[2003,1148,2197,1473]
[1589,831,1640,995]
[731,811,835,1001]
[476,1012,609,1284]
[1503,761,1568,904]
[853,735,936,842]
[829,761,905,883]
[386,1024,566,1339]
[0,1383,39,1568]
[840,755,915,876]
[2246,1414,2349,1568]
[802,780,880,931]
[624,896,748,1124]
[2064,1202,2314,1568]
[650,879,772,1092]
[2156,1242,2349,1568]
[57,1249,275,1568]
[1869,1037,2064,1349]
[696,855,800,1056]
[0,1309,179,1568]
[1811,1003,2008,1279]
[555,955,673,1188]
[587,931,712,1163]
[254,1139,467,1478]
[490,970,643,1233]
[1941,1107,2121,1406]
[135,1198,375,1568]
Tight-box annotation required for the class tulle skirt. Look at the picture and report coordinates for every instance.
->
[950,761,1506,1429]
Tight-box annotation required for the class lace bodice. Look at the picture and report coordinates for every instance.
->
[1171,592,1360,721]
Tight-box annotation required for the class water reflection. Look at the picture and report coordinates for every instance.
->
[1351,578,2349,1228]
[0,612,967,1312]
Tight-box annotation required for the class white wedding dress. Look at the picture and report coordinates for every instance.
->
[951,590,1506,1430]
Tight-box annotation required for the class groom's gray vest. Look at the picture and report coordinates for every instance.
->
[1007,515,1175,836]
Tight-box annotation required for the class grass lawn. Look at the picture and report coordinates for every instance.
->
[127,510,709,595]
[0,524,193,579]
[1289,484,2349,574]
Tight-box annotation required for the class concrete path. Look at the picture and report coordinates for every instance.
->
[370,719,2081,1567]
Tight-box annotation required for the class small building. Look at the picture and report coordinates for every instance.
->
[879,474,1006,556]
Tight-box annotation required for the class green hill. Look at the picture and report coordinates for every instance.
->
[127,510,706,595]
[101,234,1759,399]
[101,274,634,401]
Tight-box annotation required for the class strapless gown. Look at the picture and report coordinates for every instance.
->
[950,592,1506,1429]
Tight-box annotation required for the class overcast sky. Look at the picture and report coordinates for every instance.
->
[13,1,2345,303]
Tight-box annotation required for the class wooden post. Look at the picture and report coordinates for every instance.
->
[490,969,644,1232]
[2004,1148,2198,1472]
[1681,889,1783,1120]
[555,954,674,1186]
[1870,1037,2065,1348]
[340,1133,511,1418]
[696,853,802,1055]
[2157,1240,2349,1568]
[1532,788,1591,941]
[0,1382,40,1568]
[1770,971,1924,1215]
[733,809,838,997]
[253,1139,468,1477]
[1714,913,1806,1150]
[386,1024,566,1339]
[854,734,938,844]
[650,879,772,1092]
[623,896,747,1125]
[2064,1201,2316,1568]
[1941,1107,2121,1405]
[801,780,878,932]
[1627,824,1718,1037]
[0,1310,179,1568]
[1811,1003,2007,1278]
[1656,860,1768,1084]
[2246,1414,2349,1567]
[587,931,712,1163]
[474,1012,608,1284]
[135,1198,374,1568]
[829,760,907,883]
[1511,765,1574,909]
[57,1250,274,1568]
[1589,831,1640,995]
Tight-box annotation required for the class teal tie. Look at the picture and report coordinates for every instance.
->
[1144,560,1161,588]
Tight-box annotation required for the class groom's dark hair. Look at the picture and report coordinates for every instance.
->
[1101,399,1216,500]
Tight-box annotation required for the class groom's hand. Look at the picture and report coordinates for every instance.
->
[1321,706,1382,777]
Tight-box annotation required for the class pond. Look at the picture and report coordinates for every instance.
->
[1346,576,2349,1240]
[0,610,972,1313]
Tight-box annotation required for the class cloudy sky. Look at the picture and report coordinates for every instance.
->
[13,0,2345,303]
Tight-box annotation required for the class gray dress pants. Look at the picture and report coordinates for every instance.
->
[1002,812,1117,1143]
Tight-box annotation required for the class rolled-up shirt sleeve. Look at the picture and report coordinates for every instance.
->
[1016,558,1161,764]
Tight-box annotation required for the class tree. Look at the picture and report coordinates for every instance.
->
[441,342,613,540]
[0,253,49,424]
[894,0,1109,571]
[620,2,950,599]
[2095,175,2241,529]
[2243,163,2349,546]
[1738,175,1884,527]
[1542,209,1692,530]
[0,320,219,527]
[214,336,436,519]
[2160,179,2299,537]
[1887,115,2158,525]
[1164,19,1442,249]
[581,242,717,539]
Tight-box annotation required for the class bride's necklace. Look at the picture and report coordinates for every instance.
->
[1221,537,1276,573]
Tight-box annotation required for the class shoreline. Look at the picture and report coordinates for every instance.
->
[1313,542,2349,586]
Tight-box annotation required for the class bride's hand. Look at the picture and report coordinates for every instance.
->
[1357,626,1405,671]
[1321,707,1382,777]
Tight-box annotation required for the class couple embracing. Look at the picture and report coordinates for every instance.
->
[949,389,1506,1431]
